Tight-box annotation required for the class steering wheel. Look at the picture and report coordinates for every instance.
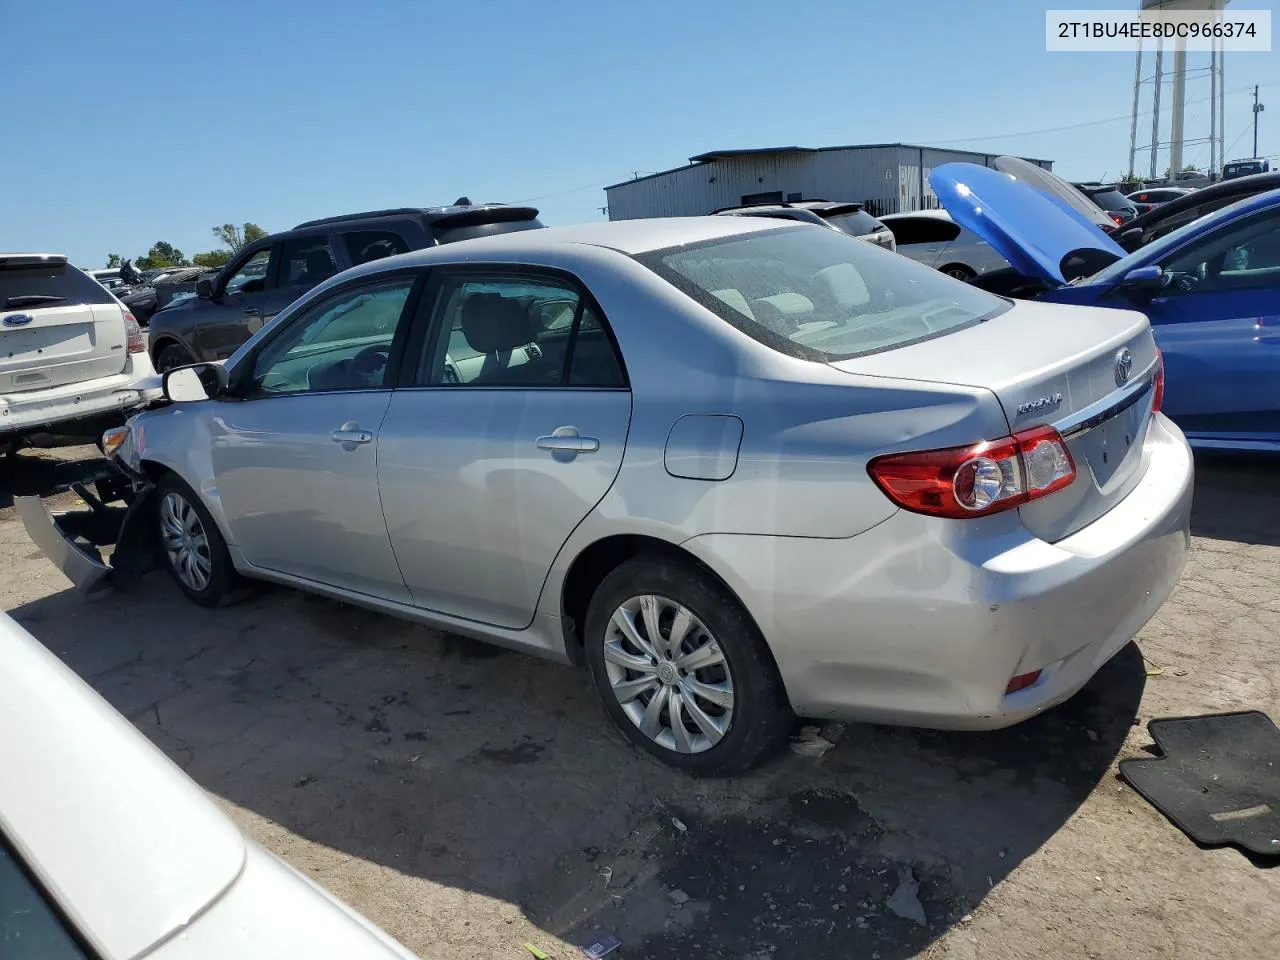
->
[1165,271,1199,294]
[350,344,391,386]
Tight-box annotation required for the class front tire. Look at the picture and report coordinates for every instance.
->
[583,554,793,775]
[154,473,242,607]
[156,343,195,373]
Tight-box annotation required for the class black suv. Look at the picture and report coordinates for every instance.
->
[712,200,897,251]
[147,201,544,371]
[1113,171,1280,252]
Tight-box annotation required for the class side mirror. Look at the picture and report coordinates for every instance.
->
[163,362,227,403]
[196,277,215,300]
[1121,265,1164,294]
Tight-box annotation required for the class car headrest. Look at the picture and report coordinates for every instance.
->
[306,249,335,280]
[460,294,536,353]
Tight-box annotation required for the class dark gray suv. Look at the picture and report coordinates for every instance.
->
[148,201,544,371]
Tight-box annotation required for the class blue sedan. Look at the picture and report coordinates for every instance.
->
[932,163,1280,453]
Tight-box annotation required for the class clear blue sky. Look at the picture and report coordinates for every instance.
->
[2,0,1275,268]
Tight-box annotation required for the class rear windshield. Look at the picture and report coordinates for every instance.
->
[1,262,115,310]
[1224,162,1264,178]
[1089,189,1137,211]
[822,209,884,237]
[637,226,1009,360]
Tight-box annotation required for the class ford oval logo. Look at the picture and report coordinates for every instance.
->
[1114,348,1133,386]
[3,313,34,327]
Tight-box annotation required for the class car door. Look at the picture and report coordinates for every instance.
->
[377,268,631,629]
[1112,205,1280,442]
[210,273,422,599]
[259,233,340,325]
[193,246,274,361]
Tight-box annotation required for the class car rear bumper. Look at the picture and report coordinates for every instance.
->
[0,357,162,437]
[683,414,1193,729]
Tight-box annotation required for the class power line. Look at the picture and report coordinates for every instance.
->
[913,85,1267,147]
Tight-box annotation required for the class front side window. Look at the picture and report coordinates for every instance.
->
[250,279,414,394]
[224,249,271,295]
[278,235,337,289]
[638,226,1008,360]
[417,275,625,387]
[1159,208,1280,294]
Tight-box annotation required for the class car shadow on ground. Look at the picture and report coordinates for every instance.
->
[9,575,1145,960]
[1191,452,1280,547]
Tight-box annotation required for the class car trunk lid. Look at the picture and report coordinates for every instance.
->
[832,298,1158,542]
[0,256,128,392]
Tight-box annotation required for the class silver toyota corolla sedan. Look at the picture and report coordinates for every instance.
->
[21,217,1193,774]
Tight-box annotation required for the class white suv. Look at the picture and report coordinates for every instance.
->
[1,253,159,446]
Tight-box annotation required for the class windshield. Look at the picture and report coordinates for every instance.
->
[637,226,1009,360]
[822,209,883,237]
[1224,162,1263,179]
[1,839,89,959]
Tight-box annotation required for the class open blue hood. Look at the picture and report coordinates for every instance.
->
[929,162,1126,287]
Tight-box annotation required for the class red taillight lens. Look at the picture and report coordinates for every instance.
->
[1152,349,1165,414]
[1110,213,1125,226]
[868,426,1076,519]
[1006,670,1042,694]
[123,311,145,354]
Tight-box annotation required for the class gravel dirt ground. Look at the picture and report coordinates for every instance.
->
[2,444,1277,960]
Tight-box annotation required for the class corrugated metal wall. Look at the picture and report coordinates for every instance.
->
[605,147,1053,220]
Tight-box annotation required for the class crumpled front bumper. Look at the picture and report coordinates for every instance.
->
[16,468,157,593]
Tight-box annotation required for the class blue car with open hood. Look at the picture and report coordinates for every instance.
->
[930,160,1280,454]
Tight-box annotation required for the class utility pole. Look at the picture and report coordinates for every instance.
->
[1253,85,1265,158]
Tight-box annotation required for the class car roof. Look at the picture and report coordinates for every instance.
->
[1129,170,1280,228]
[0,610,246,960]
[292,203,540,231]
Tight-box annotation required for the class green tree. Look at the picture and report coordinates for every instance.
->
[135,241,188,271]
[191,250,232,269]
[105,253,123,268]
[212,222,267,253]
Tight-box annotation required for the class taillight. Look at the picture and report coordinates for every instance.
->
[1152,349,1165,414]
[1110,212,1125,226]
[123,311,145,354]
[868,426,1076,519]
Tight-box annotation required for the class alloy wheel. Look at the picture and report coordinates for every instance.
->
[602,594,735,754]
[159,491,212,592]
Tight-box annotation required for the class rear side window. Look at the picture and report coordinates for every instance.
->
[638,226,1008,361]
[1,261,114,309]
[342,230,410,266]
[885,218,960,245]
[278,235,338,288]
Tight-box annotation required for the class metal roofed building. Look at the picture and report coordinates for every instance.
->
[604,144,1053,220]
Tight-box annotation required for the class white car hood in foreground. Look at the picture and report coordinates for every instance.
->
[0,614,246,960]
[0,612,417,960]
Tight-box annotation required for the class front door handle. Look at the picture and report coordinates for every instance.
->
[536,426,599,458]
[331,421,373,445]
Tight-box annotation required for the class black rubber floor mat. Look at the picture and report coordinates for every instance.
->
[1120,711,1280,857]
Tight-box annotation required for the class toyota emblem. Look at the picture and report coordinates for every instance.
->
[1114,348,1133,385]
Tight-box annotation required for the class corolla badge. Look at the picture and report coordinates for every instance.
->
[3,313,34,327]
[1115,348,1133,385]
[1016,393,1063,418]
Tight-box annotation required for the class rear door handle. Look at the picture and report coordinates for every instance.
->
[536,426,599,456]
[331,421,373,445]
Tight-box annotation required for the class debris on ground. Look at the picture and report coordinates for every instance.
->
[789,725,839,757]
[671,816,688,833]
[580,932,622,958]
[524,943,551,960]
[886,868,927,926]
[668,888,690,906]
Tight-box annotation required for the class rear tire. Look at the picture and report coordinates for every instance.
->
[583,553,793,775]
[154,473,243,607]
[940,264,976,283]
[156,343,195,373]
